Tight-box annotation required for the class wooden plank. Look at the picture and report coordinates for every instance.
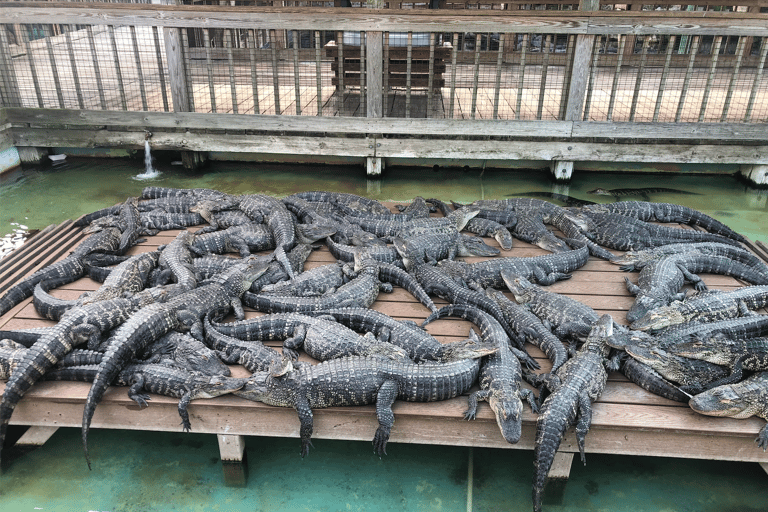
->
[652,34,676,123]
[720,35,746,122]
[564,33,593,122]
[698,35,722,122]
[227,29,239,114]
[15,425,59,446]
[247,28,261,114]
[744,37,767,123]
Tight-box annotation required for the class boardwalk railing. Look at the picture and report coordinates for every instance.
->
[1,2,767,175]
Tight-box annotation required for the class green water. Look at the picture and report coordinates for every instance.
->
[2,428,768,512]
[1,158,768,511]
[1,158,766,242]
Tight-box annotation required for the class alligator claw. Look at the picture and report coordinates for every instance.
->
[300,439,314,458]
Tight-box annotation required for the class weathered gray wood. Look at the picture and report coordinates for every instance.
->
[44,37,65,109]
[536,34,551,120]
[3,6,767,37]
[23,39,44,109]
[367,31,383,118]
[203,28,217,113]
[744,37,767,123]
[698,35,722,122]
[269,29,281,114]
[179,27,195,112]
[8,108,768,143]
[516,32,528,120]
[470,33,482,119]
[565,34,594,122]
[315,30,323,116]
[359,31,366,117]
[720,36,746,122]
[492,32,504,119]
[629,35,650,122]
[129,26,149,111]
[606,35,626,121]
[557,34,575,121]
[675,35,700,123]
[0,26,21,107]
[86,26,108,110]
[247,29,260,114]
[107,26,128,110]
[582,34,602,121]
[652,34,676,122]
[226,29,239,114]
[427,32,436,115]
[449,32,458,118]
[64,28,85,109]
[163,27,190,113]
[383,32,390,116]
[15,425,59,447]
[405,32,412,119]
[152,26,169,112]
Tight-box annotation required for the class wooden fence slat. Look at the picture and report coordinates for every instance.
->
[606,34,626,121]
[179,27,195,112]
[203,28,217,113]
[405,31,413,119]
[515,32,527,120]
[629,35,650,122]
[315,30,323,116]
[744,37,767,123]
[720,35,746,122]
[23,39,44,108]
[64,28,84,109]
[558,33,575,121]
[87,26,108,110]
[698,35,722,122]
[226,28,239,114]
[652,34,676,122]
[448,32,458,118]
[359,30,365,118]
[247,28,260,114]
[130,25,149,111]
[675,35,701,123]
[44,36,65,109]
[536,34,552,120]
[582,34,602,121]
[427,32,436,115]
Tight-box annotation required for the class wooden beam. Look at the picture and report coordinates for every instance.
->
[15,425,59,446]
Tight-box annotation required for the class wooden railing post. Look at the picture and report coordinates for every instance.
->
[365,0,383,177]
[161,0,206,170]
[554,0,599,181]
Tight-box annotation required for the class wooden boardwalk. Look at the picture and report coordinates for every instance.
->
[1,205,768,483]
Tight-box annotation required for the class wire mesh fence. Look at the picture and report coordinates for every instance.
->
[1,11,766,122]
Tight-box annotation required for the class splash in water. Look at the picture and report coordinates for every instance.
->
[134,140,161,180]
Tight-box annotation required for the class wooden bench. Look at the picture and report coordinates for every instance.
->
[1,208,768,490]
[324,40,451,91]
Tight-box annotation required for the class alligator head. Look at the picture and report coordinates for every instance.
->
[447,207,480,231]
[688,383,760,419]
[489,394,524,445]
[194,375,250,399]
[626,292,682,324]
[438,333,499,362]
[457,234,500,258]
[297,221,337,245]
[499,270,533,302]
[174,336,232,376]
[630,306,686,332]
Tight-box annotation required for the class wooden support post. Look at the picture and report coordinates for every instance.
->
[217,434,248,487]
[367,157,383,177]
[543,451,575,507]
[760,462,768,477]
[739,165,768,186]
[15,426,59,447]
[16,146,49,165]
[551,160,574,182]
[164,21,206,170]
[367,32,382,119]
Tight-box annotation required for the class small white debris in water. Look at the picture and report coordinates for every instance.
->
[48,154,67,162]
[0,226,29,260]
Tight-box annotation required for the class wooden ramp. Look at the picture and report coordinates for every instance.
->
[1,205,767,487]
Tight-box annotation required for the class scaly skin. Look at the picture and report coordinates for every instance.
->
[81,257,269,468]
[0,227,122,317]
[235,355,482,457]
[610,242,768,273]
[0,287,166,465]
[239,194,299,279]
[689,371,768,450]
[532,315,613,512]
[0,340,27,380]
[156,231,197,290]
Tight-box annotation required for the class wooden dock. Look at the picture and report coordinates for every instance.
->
[1,204,768,486]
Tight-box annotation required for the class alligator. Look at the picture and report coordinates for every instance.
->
[620,355,691,402]
[80,256,269,467]
[0,286,169,465]
[259,262,352,297]
[139,210,207,231]
[234,353,487,457]
[610,242,768,273]
[342,207,478,240]
[502,271,604,343]
[142,331,232,376]
[629,285,768,332]
[622,343,730,394]
[249,244,316,293]
[410,263,531,353]
[115,197,144,255]
[0,328,51,348]
[579,201,745,243]
[290,191,392,215]
[670,335,768,390]
[394,196,432,218]
[0,226,123,317]
[325,236,401,266]
[571,208,743,251]
[208,311,410,363]
[196,210,253,234]
[0,339,27,380]
[484,287,569,374]
[531,314,615,512]
[190,223,271,257]
[239,194,303,280]
[393,232,499,270]
[688,371,768,450]
[155,230,197,290]
[203,312,285,372]
[282,196,383,247]
[422,303,539,443]
[624,251,768,323]
[45,362,248,432]
[587,187,702,201]
[506,191,597,207]
[437,237,589,288]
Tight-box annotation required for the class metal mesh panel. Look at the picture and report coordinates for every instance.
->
[583,34,768,122]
